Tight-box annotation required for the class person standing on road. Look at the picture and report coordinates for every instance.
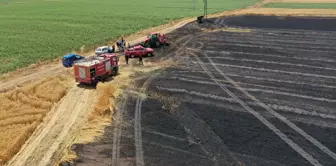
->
[112,45,115,53]
[139,54,143,65]
[125,54,129,65]
[108,45,113,53]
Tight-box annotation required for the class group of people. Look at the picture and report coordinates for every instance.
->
[114,37,143,65]
[117,37,127,51]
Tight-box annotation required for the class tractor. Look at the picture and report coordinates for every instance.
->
[141,33,169,48]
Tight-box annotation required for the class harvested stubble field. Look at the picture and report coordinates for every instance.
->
[0,75,71,164]
[0,0,259,74]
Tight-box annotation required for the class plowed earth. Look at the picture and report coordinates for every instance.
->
[69,15,336,166]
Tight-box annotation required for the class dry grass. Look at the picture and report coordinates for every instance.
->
[0,75,71,165]
[88,59,176,120]
[147,91,181,113]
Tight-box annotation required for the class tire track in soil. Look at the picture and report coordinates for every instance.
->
[111,94,128,166]
[110,36,187,166]
[134,76,155,166]
[203,52,336,161]
[154,85,336,124]
[160,34,243,166]
[184,33,326,165]
[133,34,197,166]
[157,75,336,103]
[190,50,323,166]
[6,86,94,166]
[111,35,194,166]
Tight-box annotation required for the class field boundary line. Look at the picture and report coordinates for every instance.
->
[189,51,323,166]
[203,52,336,161]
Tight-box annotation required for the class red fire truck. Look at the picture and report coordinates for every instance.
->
[73,53,119,85]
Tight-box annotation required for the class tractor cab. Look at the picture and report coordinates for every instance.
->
[62,54,84,67]
[148,33,158,40]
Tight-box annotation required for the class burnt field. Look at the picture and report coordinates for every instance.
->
[70,15,336,166]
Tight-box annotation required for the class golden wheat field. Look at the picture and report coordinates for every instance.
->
[0,76,71,164]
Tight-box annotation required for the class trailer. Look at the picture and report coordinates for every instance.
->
[73,54,119,85]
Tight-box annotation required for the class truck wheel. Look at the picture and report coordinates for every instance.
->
[111,67,118,76]
[147,53,153,57]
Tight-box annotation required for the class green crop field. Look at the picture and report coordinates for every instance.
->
[264,3,336,9]
[0,0,259,74]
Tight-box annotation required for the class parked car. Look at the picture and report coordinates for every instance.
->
[95,46,109,55]
[62,53,84,67]
[124,45,154,58]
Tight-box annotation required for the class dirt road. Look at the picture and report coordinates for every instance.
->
[6,86,95,166]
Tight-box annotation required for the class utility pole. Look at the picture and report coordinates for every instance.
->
[193,0,196,10]
[203,0,208,18]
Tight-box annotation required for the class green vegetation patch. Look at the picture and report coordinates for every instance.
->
[0,0,259,74]
[264,3,336,9]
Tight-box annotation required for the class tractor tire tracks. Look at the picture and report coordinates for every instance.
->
[111,94,128,166]
[204,52,336,161]
[134,71,162,166]
[189,51,323,166]
[132,35,197,166]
